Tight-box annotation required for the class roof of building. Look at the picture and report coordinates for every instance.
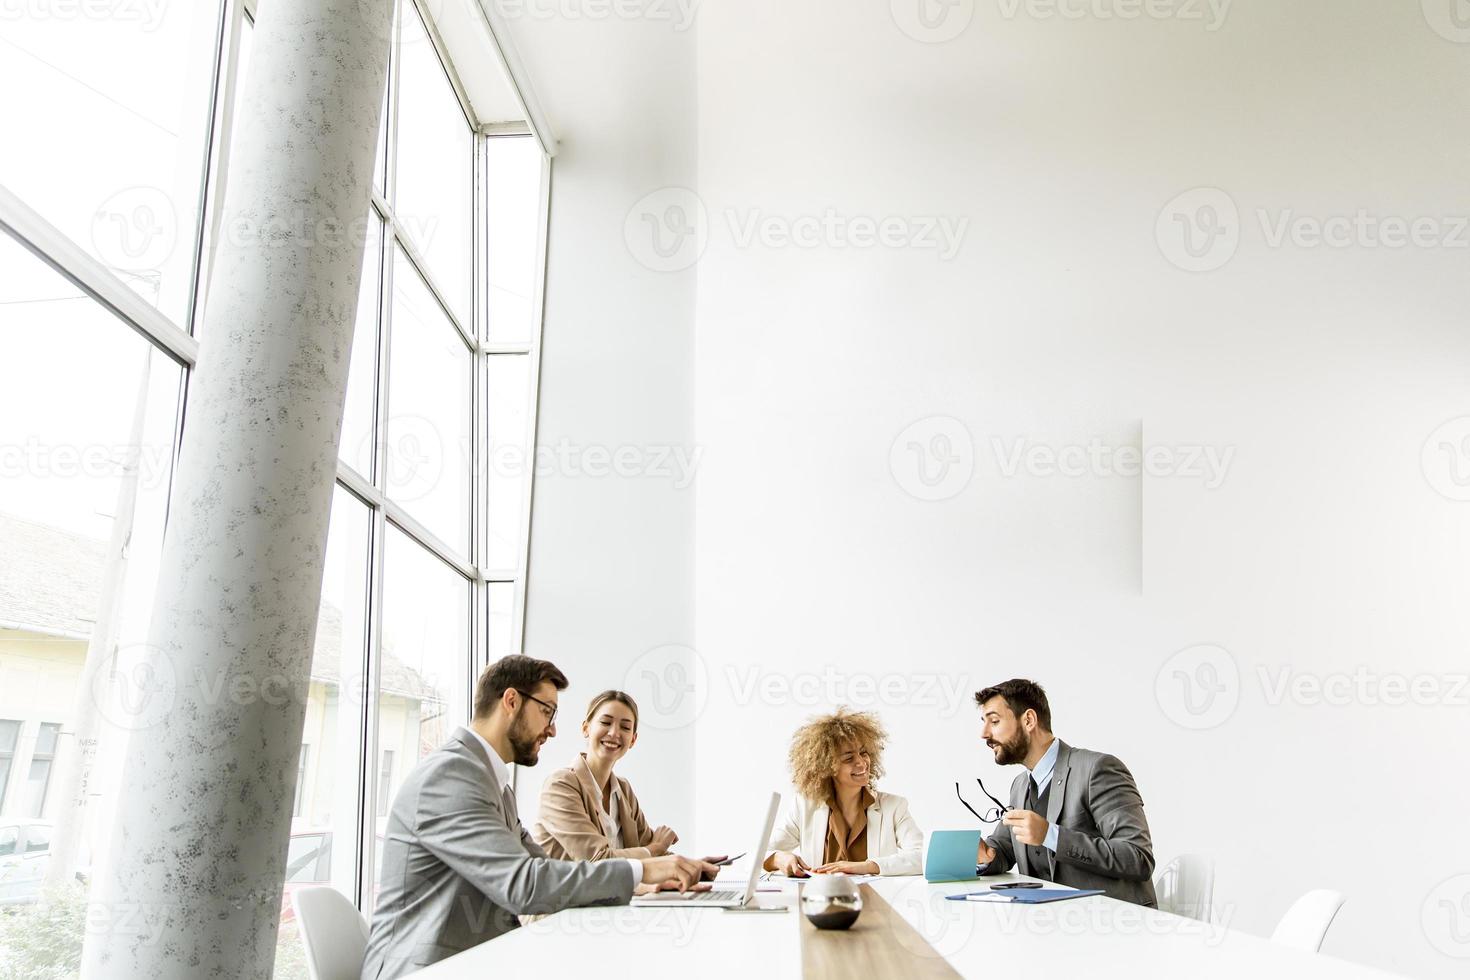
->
[0,513,441,706]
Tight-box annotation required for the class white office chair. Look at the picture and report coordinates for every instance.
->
[1270,889,1346,953]
[292,886,370,980]
[1154,853,1216,923]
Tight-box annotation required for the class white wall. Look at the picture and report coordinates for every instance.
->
[692,1,1470,978]
[509,10,700,839]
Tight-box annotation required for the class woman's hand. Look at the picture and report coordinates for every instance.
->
[648,825,678,856]
[812,860,879,875]
[769,851,811,878]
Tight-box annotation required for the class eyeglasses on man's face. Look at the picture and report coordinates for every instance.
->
[955,777,1011,824]
[516,689,558,725]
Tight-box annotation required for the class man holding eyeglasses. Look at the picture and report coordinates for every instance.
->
[362,655,719,979]
[962,679,1157,907]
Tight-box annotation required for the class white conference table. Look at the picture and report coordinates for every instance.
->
[406,868,1401,979]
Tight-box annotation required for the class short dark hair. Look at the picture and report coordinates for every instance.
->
[474,655,569,719]
[974,679,1052,732]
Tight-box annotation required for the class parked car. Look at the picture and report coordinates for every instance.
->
[0,820,53,906]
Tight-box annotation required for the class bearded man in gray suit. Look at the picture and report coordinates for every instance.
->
[361,656,716,979]
[973,679,1158,907]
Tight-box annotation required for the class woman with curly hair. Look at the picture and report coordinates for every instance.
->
[762,708,924,876]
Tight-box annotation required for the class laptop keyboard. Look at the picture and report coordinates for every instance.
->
[647,889,743,903]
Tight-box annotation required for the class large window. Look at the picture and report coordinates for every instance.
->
[0,1,549,975]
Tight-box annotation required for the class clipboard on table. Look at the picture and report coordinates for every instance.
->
[945,888,1105,904]
[923,829,985,882]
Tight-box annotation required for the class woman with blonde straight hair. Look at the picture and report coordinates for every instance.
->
[532,690,685,861]
[763,707,925,876]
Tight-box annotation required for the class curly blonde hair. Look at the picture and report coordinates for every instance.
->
[787,708,887,803]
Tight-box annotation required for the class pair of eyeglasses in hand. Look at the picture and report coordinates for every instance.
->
[954,777,1011,825]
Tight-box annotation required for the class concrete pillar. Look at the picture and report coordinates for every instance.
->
[81,0,392,976]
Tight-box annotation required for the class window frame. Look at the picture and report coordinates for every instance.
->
[0,0,553,921]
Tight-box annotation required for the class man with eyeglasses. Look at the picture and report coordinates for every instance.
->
[963,679,1157,907]
[362,655,718,979]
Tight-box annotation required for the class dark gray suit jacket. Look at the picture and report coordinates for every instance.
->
[360,728,636,979]
[980,740,1157,907]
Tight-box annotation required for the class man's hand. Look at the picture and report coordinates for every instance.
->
[976,840,996,866]
[642,854,720,892]
[767,851,811,878]
[697,856,729,881]
[812,860,879,876]
[648,826,678,857]
[1002,809,1049,847]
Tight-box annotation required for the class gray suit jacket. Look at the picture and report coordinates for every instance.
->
[980,740,1157,907]
[361,728,636,979]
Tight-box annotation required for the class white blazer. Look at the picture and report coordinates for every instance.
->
[767,789,925,876]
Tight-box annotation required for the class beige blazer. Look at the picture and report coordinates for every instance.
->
[531,755,658,860]
[767,789,925,876]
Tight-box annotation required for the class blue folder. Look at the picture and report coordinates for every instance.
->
[945,888,1105,904]
[923,830,985,882]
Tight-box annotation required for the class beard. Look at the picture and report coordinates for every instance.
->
[989,729,1031,766]
[508,709,544,766]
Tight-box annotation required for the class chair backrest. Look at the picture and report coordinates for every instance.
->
[1270,889,1346,953]
[1154,853,1216,923]
[292,886,369,980]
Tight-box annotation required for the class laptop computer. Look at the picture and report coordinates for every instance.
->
[630,791,780,908]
